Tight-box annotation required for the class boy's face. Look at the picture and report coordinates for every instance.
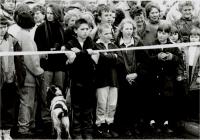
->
[2,0,15,12]
[100,11,113,24]
[169,32,179,42]
[181,5,193,19]
[0,24,8,37]
[99,28,113,43]
[122,23,135,38]
[157,31,169,43]
[149,7,160,23]
[34,10,45,24]
[46,7,54,22]
[190,34,200,42]
[75,23,90,40]
[134,13,145,27]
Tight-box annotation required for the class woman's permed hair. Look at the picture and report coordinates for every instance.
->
[145,2,160,19]
[178,0,194,12]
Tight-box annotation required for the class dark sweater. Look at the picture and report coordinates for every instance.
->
[34,21,67,71]
[66,37,96,87]
[94,42,122,88]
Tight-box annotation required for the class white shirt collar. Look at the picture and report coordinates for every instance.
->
[120,37,134,46]
[96,39,111,49]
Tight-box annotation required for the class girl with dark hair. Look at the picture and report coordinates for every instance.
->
[147,22,184,134]
[34,3,67,90]
[34,4,69,133]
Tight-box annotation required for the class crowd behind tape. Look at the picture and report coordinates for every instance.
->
[0,42,200,56]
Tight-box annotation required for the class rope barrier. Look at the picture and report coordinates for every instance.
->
[0,42,200,56]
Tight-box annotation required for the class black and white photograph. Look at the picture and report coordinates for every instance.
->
[0,0,199,139]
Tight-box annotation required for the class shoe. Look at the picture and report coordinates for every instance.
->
[124,129,133,137]
[163,125,174,134]
[3,129,13,140]
[109,129,119,138]
[16,131,34,139]
[132,128,141,135]
[150,122,161,133]
[73,134,83,139]
[108,124,119,138]
[95,123,112,138]
[83,134,93,140]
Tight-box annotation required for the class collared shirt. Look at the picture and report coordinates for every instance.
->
[96,39,111,50]
[119,37,134,47]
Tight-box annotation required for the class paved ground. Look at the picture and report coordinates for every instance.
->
[11,124,199,139]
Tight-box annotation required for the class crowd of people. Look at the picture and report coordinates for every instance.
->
[0,0,200,139]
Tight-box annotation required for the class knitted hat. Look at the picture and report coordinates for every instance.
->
[14,3,35,29]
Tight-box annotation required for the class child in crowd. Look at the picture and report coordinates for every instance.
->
[169,26,181,43]
[115,18,146,137]
[174,0,200,42]
[30,5,45,39]
[32,5,45,26]
[169,26,185,81]
[90,4,115,41]
[94,23,121,138]
[66,18,99,139]
[187,27,200,122]
[147,22,183,134]
[0,15,25,140]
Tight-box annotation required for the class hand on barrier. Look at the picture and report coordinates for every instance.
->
[71,47,81,53]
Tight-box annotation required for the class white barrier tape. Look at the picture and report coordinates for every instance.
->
[0,42,200,56]
[94,42,200,53]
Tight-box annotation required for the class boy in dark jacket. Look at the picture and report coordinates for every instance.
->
[94,23,122,138]
[66,18,99,139]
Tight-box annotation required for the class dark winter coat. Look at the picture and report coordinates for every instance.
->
[94,41,123,88]
[115,36,149,88]
[34,20,67,71]
[147,39,183,96]
[66,37,96,87]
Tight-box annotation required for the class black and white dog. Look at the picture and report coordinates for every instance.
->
[47,85,71,140]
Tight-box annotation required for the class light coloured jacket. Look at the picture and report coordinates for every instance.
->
[15,27,44,87]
